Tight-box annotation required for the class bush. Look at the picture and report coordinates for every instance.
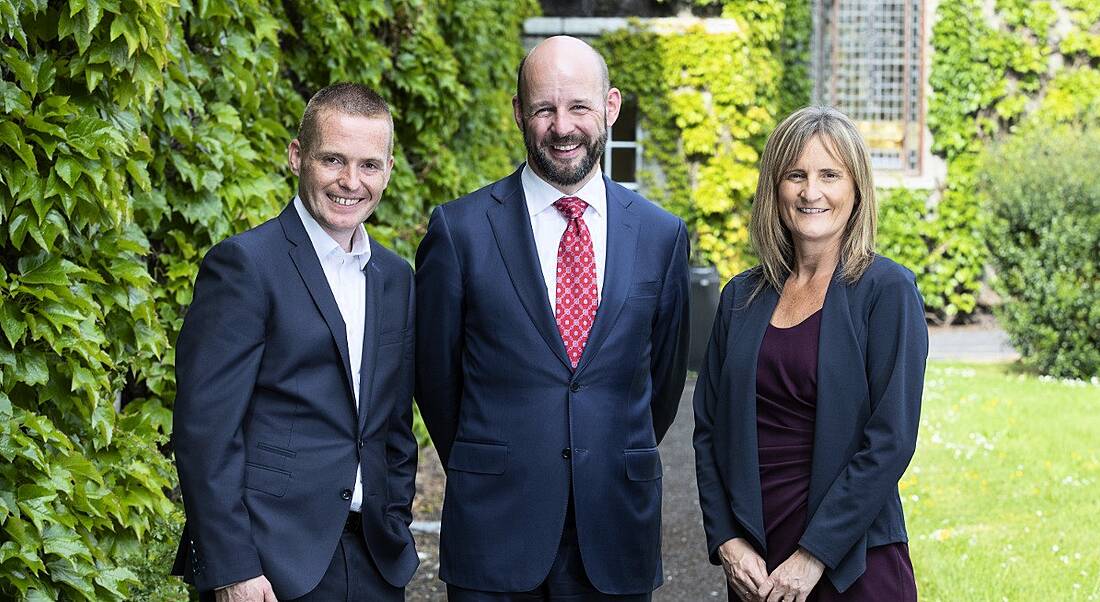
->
[978,125,1100,379]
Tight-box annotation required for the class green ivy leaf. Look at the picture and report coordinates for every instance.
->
[15,351,49,386]
[18,255,71,286]
[42,526,93,562]
[0,300,27,346]
[0,121,38,169]
[0,79,31,113]
[93,567,138,599]
[55,155,83,187]
[46,557,97,601]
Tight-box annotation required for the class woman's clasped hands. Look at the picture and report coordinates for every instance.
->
[719,538,825,602]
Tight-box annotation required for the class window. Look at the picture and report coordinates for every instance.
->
[812,0,924,173]
[604,97,641,189]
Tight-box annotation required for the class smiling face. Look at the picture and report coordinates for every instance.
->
[287,111,393,250]
[776,134,856,255]
[514,37,621,194]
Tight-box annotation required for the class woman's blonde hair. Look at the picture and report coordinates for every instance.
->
[748,105,877,296]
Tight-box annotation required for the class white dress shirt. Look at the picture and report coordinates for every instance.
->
[521,163,608,313]
[293,196,370,511]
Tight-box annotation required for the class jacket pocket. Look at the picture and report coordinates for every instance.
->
[244,462,291,496]
[447,440,508,475]
[624,447,662,481]
[628,280,661,298]
[379,328,406,346]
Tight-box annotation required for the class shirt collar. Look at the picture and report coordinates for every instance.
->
[293,196,371,269]
[521,163,607,219]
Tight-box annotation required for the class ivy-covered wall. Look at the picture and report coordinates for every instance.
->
[0,0,536,598]
[596,1,811,280]
[923,0,1100,320]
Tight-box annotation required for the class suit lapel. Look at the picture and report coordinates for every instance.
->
[486,168,571,369]
[357,252,384,433]
[808,271,861,512]
[280,203,356,399]
[574,179,638,375]
[725,282,777,551]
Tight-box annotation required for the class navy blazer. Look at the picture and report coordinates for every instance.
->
[693,256,927,593]
[415,166,690,595]
[172,203,419,598]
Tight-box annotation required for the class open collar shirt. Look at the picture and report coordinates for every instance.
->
[293,196,370,511]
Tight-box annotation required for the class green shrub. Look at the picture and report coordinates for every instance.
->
[927,0,1100,321]
[977,124,1100,379]
[877,188,930,273]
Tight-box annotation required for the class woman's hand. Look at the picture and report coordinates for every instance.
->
[759,547,824,602]
[718,537,769,601]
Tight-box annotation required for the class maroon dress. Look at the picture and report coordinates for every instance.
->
[751,309,917,601]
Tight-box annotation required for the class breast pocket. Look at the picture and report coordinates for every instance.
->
[628,280,661,299]
[379,328,406,347]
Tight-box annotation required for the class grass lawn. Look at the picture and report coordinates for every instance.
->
[906,362,1100,601]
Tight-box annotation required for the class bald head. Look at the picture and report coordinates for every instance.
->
[512,36,622,194]
[516,36,611,111]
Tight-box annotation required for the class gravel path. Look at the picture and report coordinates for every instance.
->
[928,323,1018,362]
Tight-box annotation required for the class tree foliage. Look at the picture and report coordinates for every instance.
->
[0,0,535,598]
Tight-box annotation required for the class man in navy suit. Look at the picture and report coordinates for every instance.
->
[415,36,690,600]
[172,83,418,601]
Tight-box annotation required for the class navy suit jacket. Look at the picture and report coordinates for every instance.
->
[693,256,927,593]
[171,202,419,598]
[414,166,690,595]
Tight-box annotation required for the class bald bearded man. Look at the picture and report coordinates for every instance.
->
[415,36,691,601]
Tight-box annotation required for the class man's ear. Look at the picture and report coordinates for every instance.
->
[513,95,524,131]
[604,87,623,129]
[288,139,303,176]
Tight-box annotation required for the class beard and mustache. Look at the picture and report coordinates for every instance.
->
[522,116,608,188]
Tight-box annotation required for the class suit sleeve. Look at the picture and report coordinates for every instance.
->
[173,239,265,590]
[649,219,691,444]
[414,206,465,466]
[798,271,928,568]
[386,265,419,524]
[692,283,747,565]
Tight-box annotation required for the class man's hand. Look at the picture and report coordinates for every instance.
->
[717,537,769,602]
[215,575,278,602]
[759,547,824,602]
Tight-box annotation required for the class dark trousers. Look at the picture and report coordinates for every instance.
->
[200,513,403,602]
[447,502,653,602]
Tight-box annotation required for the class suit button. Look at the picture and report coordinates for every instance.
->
[561,448,571,459]
[358,438,365,448]
[569,382,580,393]
[341,488,352,500]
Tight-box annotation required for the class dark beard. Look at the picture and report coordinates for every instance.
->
[523,123,607,188]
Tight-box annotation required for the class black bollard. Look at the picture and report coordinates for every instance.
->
[689,265,721,372]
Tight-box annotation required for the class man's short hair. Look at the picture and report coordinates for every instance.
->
[297,83,394,154]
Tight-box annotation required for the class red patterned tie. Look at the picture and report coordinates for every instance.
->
[553,196,598,369]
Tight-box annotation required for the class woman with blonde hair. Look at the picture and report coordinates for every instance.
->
[693,106,926,601]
